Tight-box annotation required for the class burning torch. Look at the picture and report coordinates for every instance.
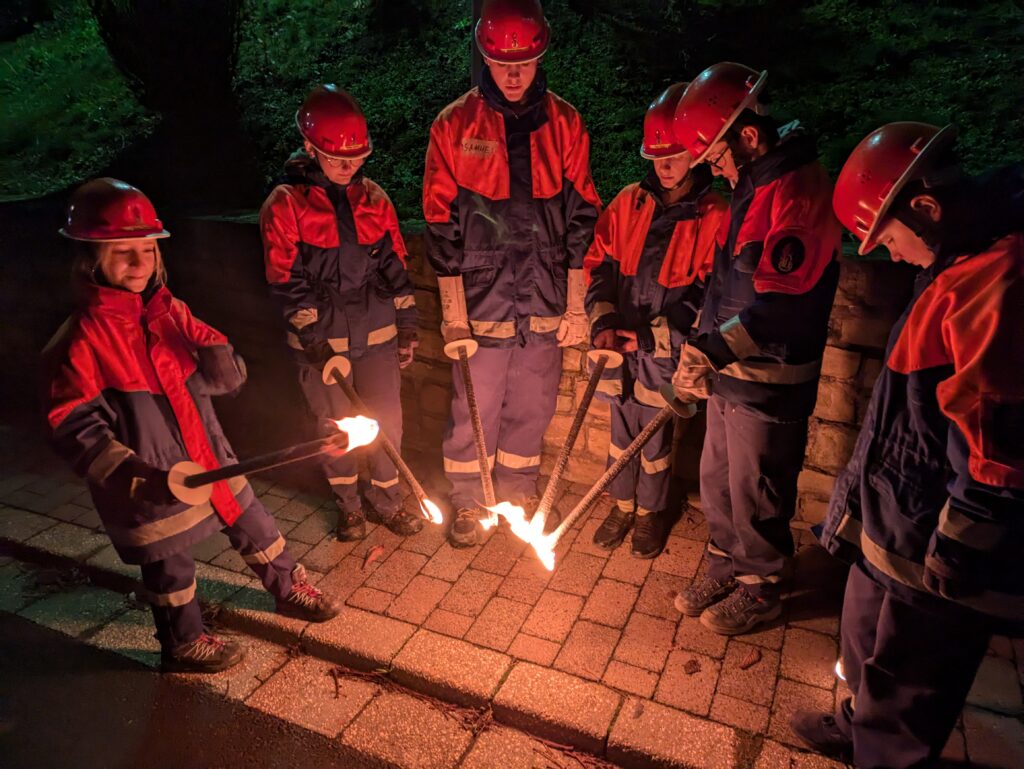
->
[167,416,380,506]
[322,355,443,523]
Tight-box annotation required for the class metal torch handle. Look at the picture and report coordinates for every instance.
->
[182,433,348,488]
[548,405,675,542]
[456,344,496,507]
[327,369,428,503]
[536,352,611,518]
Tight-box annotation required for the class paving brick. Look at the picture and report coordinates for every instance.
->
[781,628,839,691]
[363,549,427,594]
[743,618,786,651]
[423,608,474,639]
[608,697,742,769]
[19,584,126,638]
[493,663,622,754]
[346,586,394,613]
[85,544,142,581]
[246,655,377,737]
[655,650,721,717]
[553,620,620,681]
[613,612,675,673]
[520,590,584,643]
[968,655,1024,715]
[340,690,472,768]
[769,678,835,747]
[190,531,231,563]
[634,570,683,621]
[385,574,450,624]
[25,521,108,561]
[48,502,93,523]
[460,725,560,769]
[672,508,710,542]
[602,546,653,586]
[651,535,703,578]
[437,568,503,617]
[963,705,1024,768]
[673,616,728,659]
[275,496,319,523]
[87,605,161,668]
[548,550,606,597]
[718,641,781,707]
[301,536,358,573]
[421,542,477,582]
[399,521,448,557]
[0,472,42,498]
[391,628,512,707]
[508,633,561,666]
[219,584,309,646]
[464,596,533,652]
[471,529,526,575]
[711,692,771,734]
[496,556,550,605]
[257,493,291,514]
[0,562,41,613]
[194,561,252,605]
[211,546,250,573]
[173,634,291,702]
[303,606,416,670]
[314,555,375,603]
[754,740,796,769]
[570,514,614,558]
[350,524,404,562]
[580,578,639,628]
[602,660,659,699]
[286,508,333,545]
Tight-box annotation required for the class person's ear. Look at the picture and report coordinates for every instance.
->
[739,125,760,151]
[910,194,942,223]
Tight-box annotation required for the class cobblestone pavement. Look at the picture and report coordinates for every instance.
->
[2,423,1022,768]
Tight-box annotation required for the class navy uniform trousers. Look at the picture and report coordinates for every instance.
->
[444,340,562,509]
[835,563,997,769]
[607,398,674,515]
[141,497,297,651]
[701,394,808,598]
[297,347,404,516]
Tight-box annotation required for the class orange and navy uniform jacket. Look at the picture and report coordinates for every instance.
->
[584,166,727,408]
[422,69,601,348]
[694,127,841,419]
[260,156,416,361]
[822,167,1024,624]
[42,283,253,565]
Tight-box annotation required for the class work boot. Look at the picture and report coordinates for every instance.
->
[674,575,737,616]
[336,505,367,542]
[790,711,853,761]
[630,512,666,559]
[593,506,635,550]
[370,507,424,537]
[276,564,342,622]
[700,586,782,635]
[161,633,246,674]
[449,506,482,548]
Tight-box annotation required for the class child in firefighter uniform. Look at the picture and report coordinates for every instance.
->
[423,0,601,547]
[43,179,341,673]
[791,123,1024,769]
[670,63,841,634]
[260,85,422,542]
[584,84,726,559]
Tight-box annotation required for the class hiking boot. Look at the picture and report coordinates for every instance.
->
[700,587,782,635]
[161,633,246,674]
[276,565,342,622]
[593,506,635,550]
[630,512,666,559]
[371,507,424,537]
[790,711,853,761]
[449,506,482,548]
[336,506,366,542]
[674,575,737,616]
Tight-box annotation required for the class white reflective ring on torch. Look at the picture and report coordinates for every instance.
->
[322,354,353,385]
[167,460,213,506]
[333,416,380,450]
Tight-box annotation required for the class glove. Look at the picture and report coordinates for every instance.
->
[437,275,472,344]
[194,345,247,396]
[557,269,588,348]
[672,344,714,401]
[922,551,977,600]
[615,329,639,353]
[592,328,619,352]
[106,457,176,507]
[398,328,419,369]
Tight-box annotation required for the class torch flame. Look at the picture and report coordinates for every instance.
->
[420,498,444,524]
[483,501,556,571]
[333,416,379,450]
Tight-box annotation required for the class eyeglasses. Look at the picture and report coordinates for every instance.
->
[315,150,347,168]
[705,145,730,171]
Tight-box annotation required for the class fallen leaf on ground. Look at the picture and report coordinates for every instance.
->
[738,647,762,670]
[362,545,385,570]
[633,701,645,718]
[683,658,702,675]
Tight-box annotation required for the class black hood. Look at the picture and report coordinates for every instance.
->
[480,66,548,126]
[276,148,364,190]
[746,125,819,188]
[935,163,1024,264]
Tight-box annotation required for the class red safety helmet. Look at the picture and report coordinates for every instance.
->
[833,122,957,254]
[59,178,169,242]
[641,83,691,159]
[296,85,372,160]
[673,62,767,163]
[475,0,550,64]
